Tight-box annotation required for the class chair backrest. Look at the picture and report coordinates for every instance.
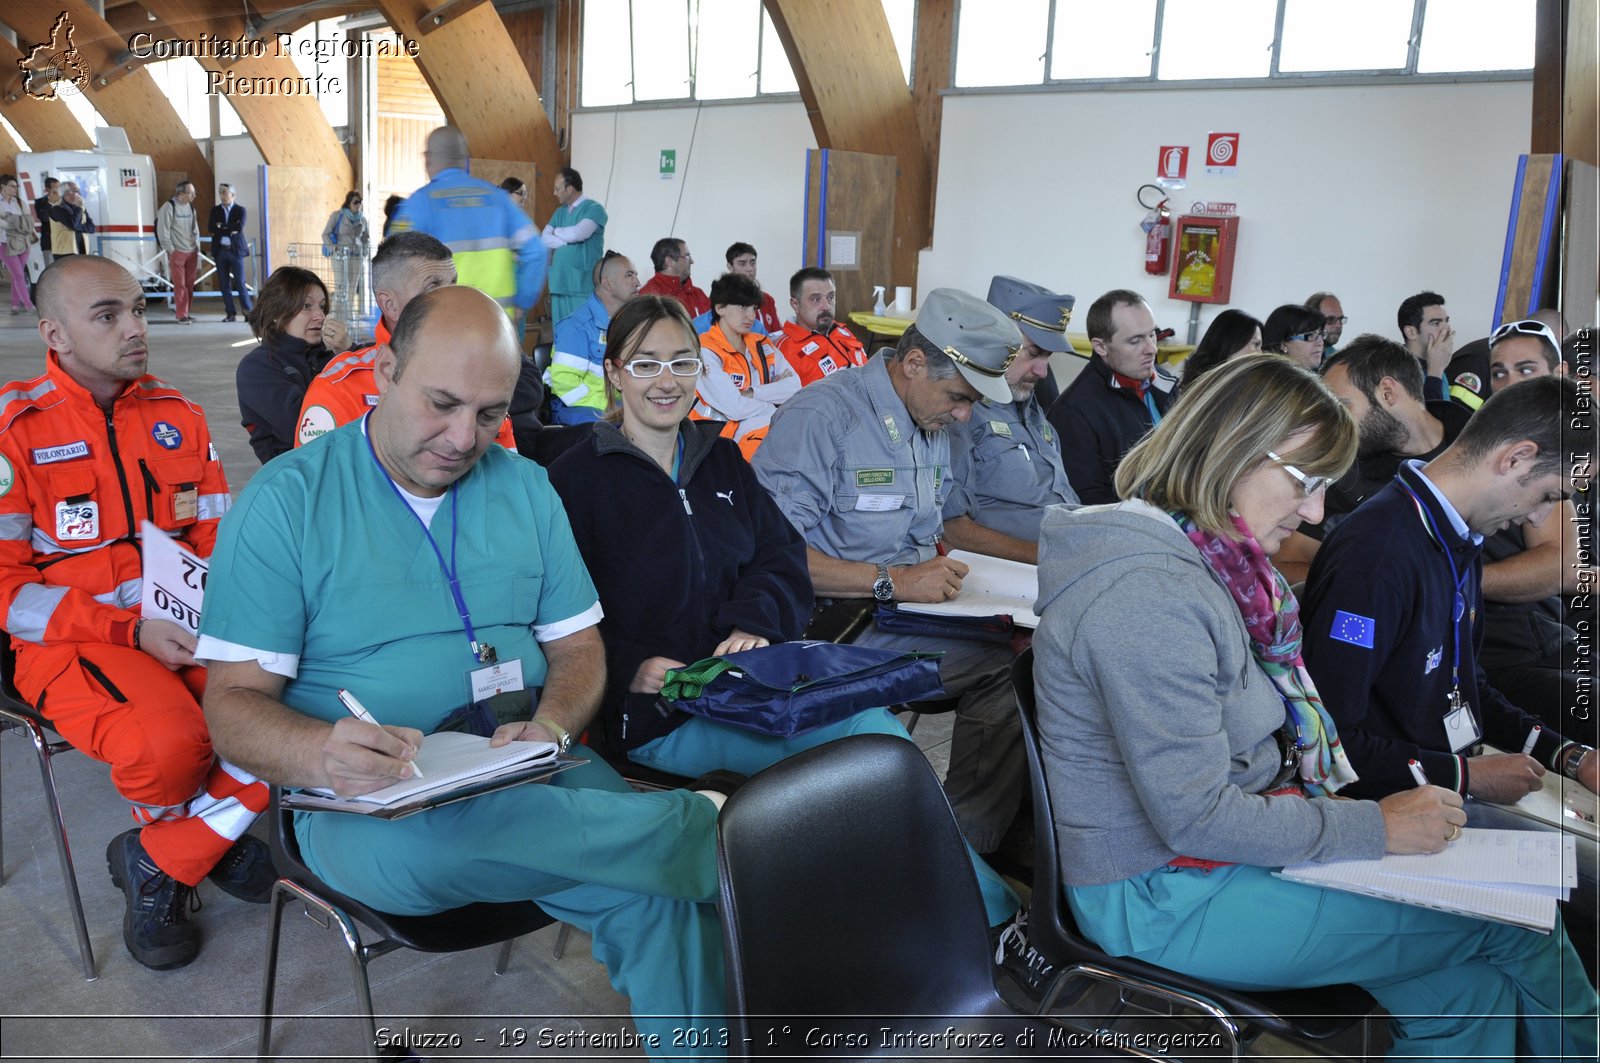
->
[1009,647,1083,964]
[716,734,1002,1022]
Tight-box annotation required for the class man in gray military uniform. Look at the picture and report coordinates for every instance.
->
[753,288,1026,853]
[943,277,1080,565]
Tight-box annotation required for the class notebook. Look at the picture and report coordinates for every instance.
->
[284,732,570,818]
[1277,828,1576,933]
[898,550,1041,628]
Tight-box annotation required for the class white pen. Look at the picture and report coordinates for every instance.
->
[338,688,424,778]
[1407,759,1428,788]
[1521,725,1541,756]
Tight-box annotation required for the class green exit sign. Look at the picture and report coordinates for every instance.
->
[659,149,676,179]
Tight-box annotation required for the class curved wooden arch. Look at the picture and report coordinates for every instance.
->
[374,0,564,219]
[6,1,212,193]
[764,0,932,288]
[140,0,352,191]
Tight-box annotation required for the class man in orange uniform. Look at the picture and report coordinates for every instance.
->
[3,257,272,970]
[295,232,516,450]
[776,267,869,386]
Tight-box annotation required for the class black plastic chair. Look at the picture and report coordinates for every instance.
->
[0,641,96,980]
[716,734,1084,1060]
[1010,648,1377,1057]
[257,792,557,1062]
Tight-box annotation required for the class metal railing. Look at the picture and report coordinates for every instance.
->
[286,243,374,346]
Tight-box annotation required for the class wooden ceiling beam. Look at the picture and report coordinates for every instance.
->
[373,0,564,220]
[0,38,96,152]
[764,0,931,290]
[6,2,213,192]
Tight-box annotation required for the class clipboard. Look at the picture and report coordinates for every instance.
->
[280,753,587,820]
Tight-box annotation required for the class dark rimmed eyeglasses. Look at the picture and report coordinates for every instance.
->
[1287,330,1325,344]
[1322,315,1347,326]
[1266,451,1332,497]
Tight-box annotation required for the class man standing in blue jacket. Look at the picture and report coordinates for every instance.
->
[391,126,545,332]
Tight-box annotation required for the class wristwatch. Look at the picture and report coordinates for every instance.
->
[872,562,895,603]
[532,717,573,754]
[1560,743,1594,781]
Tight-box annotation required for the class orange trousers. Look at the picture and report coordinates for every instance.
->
[16,641,269,885]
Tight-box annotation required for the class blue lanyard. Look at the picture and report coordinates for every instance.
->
[363,418,489,664]
[1399,482,1469,689]
[1143,387,1163,425]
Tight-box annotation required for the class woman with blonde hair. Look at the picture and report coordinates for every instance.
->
[1027,353,1596,1055]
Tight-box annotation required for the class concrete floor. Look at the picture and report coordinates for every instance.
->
[0,301,1375,1062]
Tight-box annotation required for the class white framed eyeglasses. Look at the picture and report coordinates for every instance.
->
[1266,451,1332,497]
[622,357,703,379]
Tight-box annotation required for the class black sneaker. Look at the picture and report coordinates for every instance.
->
[207,834,277,903]
[992,909,1058,999]
[106,828,201,970]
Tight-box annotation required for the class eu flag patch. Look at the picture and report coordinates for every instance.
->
[1330,610,1376,649]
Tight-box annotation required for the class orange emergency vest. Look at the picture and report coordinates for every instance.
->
[777,321,868,386]
[295,320,517,451]
[0,353,230,650]
[691,326,789,460]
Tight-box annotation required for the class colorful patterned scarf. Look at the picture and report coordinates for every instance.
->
[1172,510,1359,796]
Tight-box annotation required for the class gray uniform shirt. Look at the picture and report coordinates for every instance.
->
[754,354,950,566]
[944,397,1078,541]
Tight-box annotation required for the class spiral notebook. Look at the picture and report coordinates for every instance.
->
[282,732,578,819]
[1277,829,1575,933]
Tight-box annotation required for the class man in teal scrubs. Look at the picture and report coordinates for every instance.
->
[541,167,607,325]
[196,285,723,1055]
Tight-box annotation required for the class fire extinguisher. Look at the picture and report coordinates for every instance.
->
[1139,184,1171,276]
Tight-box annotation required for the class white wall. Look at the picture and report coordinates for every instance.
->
[571,80,1533,344]
[571,101,816,293]
[920,80,1533,344]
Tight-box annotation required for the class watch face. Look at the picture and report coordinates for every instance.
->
[873,577,894,602]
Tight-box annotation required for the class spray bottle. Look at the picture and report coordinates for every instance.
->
[872,286,886,315]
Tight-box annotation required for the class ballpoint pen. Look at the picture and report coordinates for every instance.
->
[338,688,425,777]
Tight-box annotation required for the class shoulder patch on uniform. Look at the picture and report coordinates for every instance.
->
[857,469,895,487]
[0,453,12,496]
[297,405,337,446]
[989,420,1012,437]
[1454,372,1482,395]
[1330,610,1375,649]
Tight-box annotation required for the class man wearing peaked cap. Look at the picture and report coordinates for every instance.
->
[942,278,1080,565]
[753,287,1032,867]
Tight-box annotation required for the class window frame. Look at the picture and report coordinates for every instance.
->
[950,0,1534,96]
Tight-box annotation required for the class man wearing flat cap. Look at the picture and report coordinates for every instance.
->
[754,288,1028,855]
[942,277,1080,564]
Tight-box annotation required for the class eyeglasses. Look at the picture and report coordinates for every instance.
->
[1322,315,1347,326]
[1287,330,1325,343]
[622,358,703,379]
[1266,451,1332,497]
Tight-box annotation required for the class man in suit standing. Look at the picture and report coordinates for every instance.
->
[209,184,251,322]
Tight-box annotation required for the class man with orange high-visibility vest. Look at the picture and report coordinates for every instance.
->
[390,125,546,331]
[776,267,869,386]
[2,257,273,971]
[295,232,516,451]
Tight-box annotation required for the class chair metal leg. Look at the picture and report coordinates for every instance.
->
[553,921,572,960]
[35,734,96,981]
[494,937,515,974]
[257,884,292,1062]
[3,711,96,980]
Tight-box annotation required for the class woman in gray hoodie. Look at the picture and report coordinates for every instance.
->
[1031,354,1595,1057]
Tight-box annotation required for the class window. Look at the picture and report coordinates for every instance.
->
[0,114,30,152]
[146,59,211,140]
[1418,0,1535,73]
[955,0,1048,88]
[1157,0,1276,81]
[1279,0,1413,73]
[581,0,900,106]
[285,18,351,128]
[954,0,1535,89]
[60,90,109,141]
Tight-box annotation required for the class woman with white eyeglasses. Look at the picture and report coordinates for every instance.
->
[1025,353,1595,1055]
